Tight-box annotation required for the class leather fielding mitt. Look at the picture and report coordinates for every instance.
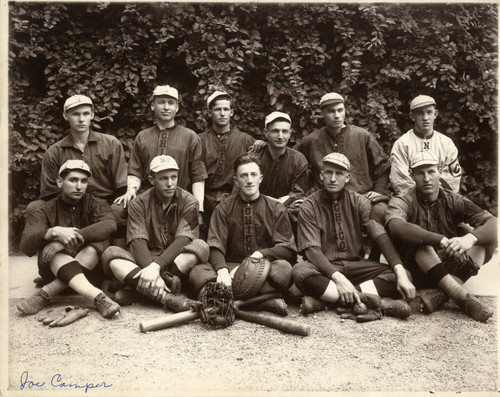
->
[232,256,271,300]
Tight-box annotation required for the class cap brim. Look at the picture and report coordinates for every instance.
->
[323,159,349,171]
[65,102,93,112]
[410,161,438,169]
[320,99,344,108]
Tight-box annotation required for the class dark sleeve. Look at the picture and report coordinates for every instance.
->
[189,133,208,183]
[20,208,50,256]
[259,246,293,262]
[373,168,390,194]
[207,203,229,255]
[471,217,497,245]
[260,201,296,255]
[373,233,402,269]
[297,199,322,252]
[153,236,191,269]
[387,218,444,246]
[40,150,61,199]
[129,239,153,269]
[209,247,228,272]
[127,198,150,244]
[366,132,390,192]
[109,137,128,190]
[287,154,309,200]
[459,197,497,244]
[128,132,146,180]
[304,246,342,279]
[78,219,117,243]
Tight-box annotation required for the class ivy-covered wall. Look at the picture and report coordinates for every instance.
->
[9,2,498,248]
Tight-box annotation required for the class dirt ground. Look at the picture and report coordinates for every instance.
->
[5,295,498,395]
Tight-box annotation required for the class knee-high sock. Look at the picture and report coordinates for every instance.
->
[75,246,99,271]
[415,246,467,303]
[173,253,198,276]
[109,259,140,289]
[302,275,340,303]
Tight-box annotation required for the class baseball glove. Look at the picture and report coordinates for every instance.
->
[198,282,235,328]
[232,256,271,300]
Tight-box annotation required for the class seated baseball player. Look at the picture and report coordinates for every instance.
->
[189,154,297,315]
[200,91,255,223]
[115,85,207,228]
[390,95,462,196]
[18,160,120,319]
[102,155,209,312]
[292,153,416,322]
[386,151,496,322]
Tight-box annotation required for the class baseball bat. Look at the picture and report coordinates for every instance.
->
[139,292,280,333]
[235,309,311,337]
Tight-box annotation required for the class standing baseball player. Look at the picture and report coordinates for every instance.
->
[189,154,297,315]
[115,85,207,227]
[292,153,416,321]
[26,94,128,246]
[102,155,209,311]
[295,92,390,260]
[18,160,120,319]
[199,91,255,222]
[386,151,496,322]
[390,95,462,196]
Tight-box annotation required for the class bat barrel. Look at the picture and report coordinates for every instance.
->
[236,309,311,337]
[139,310,199,333]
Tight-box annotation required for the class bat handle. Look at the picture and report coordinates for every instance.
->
[139,310,199,333]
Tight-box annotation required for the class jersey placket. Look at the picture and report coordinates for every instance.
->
[242,202,256,255]
[160,201,177,249]
[158,129,169,156]
[268,157,281,193]
[332,200,347,252]
[214,134,227,185]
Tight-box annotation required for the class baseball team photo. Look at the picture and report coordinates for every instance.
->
[3,2,498,396]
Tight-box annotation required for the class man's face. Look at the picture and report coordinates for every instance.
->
[411,164,440,197]
[410,105,438,136]
[265,120,291,150]
[234,162,263,201]
[151,96,179,123]
[210,99,233,128]
[149,169,179,200]
[64,105,94,133]
[322,102,346,130]
[320,162,350,195]
[57,170,89,201]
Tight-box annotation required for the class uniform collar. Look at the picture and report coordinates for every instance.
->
[155,123,177,133]
[412,128,434,140]
[320,188,346,203]
[265,146,287,161]
[153,187,179,209]
[324,124,348,138]
[209,128,234,137]
[57,193,84,208]
[239,193,262,205]
[60,129,100,148]
[414,186,445,205]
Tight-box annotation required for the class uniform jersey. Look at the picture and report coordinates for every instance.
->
[295,125,390,194]
[207,193,296,270]
[390,129,462,196]
[126,187,199,256]
[20,193,115,256]
[40,130,127,200]
[256,147,309,202]
[128,124,207,191]
[298,189,386,263]
[199,128,255,191]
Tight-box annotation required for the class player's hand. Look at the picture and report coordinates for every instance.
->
[394,265,416,300]
[439,237,451,250]
[290,199,304,208]
[331,272,360,306]
[217,268,232,289]
[364,191,382,201]
[445,234,477,259]
[46,227,84,249]
[133,262,161,296]
[114,188,137,208]
[250,251,264,259]
[248,140,266,153]
[40,241,66,265]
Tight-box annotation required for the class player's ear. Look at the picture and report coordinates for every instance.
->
[409,112,415,122]
[410,169,416,181]
[148,174,154,185]
[230,108,234,117]
[90,109,94,120]
[434,109,439,119]
[56,176,63,188]
[345,172,350,183]
[150,101,156,112]
[319,171,324,181]
[63,112,68,121]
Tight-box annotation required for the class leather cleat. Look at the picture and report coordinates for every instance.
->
[160,270,182,294]
[355,309,383,323]
[94,292,121,319]
[420,289,449,314]
[336,306,353,315]
[340,312,357,320]
[381,298,411,319]
[114,289,144,306]
[359,292,382,309]
[163,293,201,313]
[457,293,493,323]
[299,296,328,315]
[17,289,52,315]
[407,297,424,313]
[247,298,288,316]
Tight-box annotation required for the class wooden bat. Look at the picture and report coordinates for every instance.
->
[235,309,310,337]
[139,292,280,333]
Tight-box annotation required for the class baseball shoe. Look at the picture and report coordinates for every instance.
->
[160,270,182,294]
[355,309,383,323]
[94,292,121,319]
[163,293,201,313]
[381,298,411,319]
[299,296,328,315]
[114,289,144,306]
[33,276,47,288]
[248,298,288,316]
[407,297,424,313]
[358,292,381,309]
[17,289,51,315]
[336,306,353,314]
[457,293,493,322]
[420,289,449,314]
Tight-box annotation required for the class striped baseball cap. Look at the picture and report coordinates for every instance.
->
[410,95,436,111]
[410,151,439,169]
[153,85,179,100]
[207,91,232,109]
[64,95,93,113]
[322,152,350,171]
[319,92,344,108]
[265,111,291,129]
[58,159,92,176]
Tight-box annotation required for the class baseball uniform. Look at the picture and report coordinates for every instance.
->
[390,129,462,196]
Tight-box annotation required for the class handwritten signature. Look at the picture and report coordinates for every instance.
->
[20,371,113,393]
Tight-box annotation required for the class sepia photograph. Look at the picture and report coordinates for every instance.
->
[2,2,498,396]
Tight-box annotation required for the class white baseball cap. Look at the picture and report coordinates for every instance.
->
[152,85,179,100]
[410,151,439,169]
[265,111,291,129]
[207,91,232,109]
[410,95,436,111]
[322,152,350,171]
[150,155,179,173]
[58,159,92,176]
[319,92,344,108]
[64,95,93,113]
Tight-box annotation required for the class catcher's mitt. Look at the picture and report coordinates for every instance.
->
[232,256,271,300]
[198,282,235,328]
